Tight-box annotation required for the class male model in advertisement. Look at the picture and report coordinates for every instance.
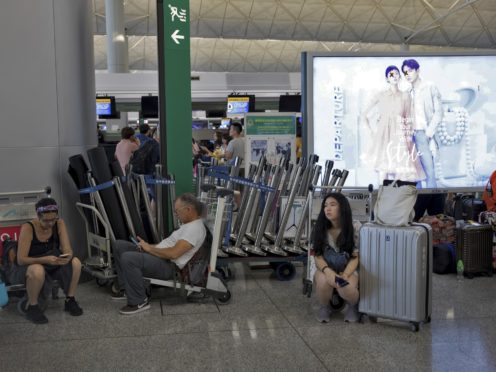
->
[401,59,443,188]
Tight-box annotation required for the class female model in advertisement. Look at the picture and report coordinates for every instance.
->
[361,65,425,183]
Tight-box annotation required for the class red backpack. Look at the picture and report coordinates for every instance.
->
[483,171,496,212]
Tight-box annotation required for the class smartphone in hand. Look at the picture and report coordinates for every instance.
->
[59,253,70,258]
[130,237,140,246]
[335,276,349,287]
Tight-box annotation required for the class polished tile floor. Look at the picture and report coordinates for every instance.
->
[1,264,495,372]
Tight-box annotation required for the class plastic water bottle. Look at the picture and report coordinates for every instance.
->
[456,259,464,281]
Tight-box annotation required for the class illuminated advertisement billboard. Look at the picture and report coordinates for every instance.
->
[304,52,496,188]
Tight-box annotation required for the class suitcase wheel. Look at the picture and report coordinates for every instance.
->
[96,277,110,287]
[275,262,296,281]
[215,290,232,304]
[111,280,120,295]
[368,315,377,323]
[410,322,420,332]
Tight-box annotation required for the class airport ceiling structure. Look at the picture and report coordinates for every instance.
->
[93,0,496,72]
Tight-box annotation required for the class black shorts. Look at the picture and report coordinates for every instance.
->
[7,260,74,295]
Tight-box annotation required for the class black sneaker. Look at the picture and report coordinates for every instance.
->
[119,298,150,315]
[111,291,127,301]
[64,297,83,316]
[26,304,48,324]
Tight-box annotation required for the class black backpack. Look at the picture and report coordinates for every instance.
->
[1,239,18,284]
[130,140,156,174]
[433,243,456,274]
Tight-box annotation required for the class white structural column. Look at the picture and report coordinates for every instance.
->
[105,0,129,73]
[0,0,96,256]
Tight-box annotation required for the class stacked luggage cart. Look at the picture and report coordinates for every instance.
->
[68,147,231,302]
[69,149,172,287]
[195,154,351,280]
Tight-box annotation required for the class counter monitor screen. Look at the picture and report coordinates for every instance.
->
[220,118,231,129]
[96,96,116,118]
[141,96,158,118]
[279,95,301,112]
[227,95,255,115]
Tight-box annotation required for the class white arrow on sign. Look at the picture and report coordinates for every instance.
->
[171,29,185,44]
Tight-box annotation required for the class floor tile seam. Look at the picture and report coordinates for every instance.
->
[253,277,332,372]
[2,313,493,328]
[429,315,496,321]
[3,325,300,347]
[0,320,31,326]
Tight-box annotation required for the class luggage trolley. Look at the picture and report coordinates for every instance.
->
[200,184,234,258]
[0,186,53,308]
[77,171,176,288]
[202,156,305,281]
[302,184,374,311]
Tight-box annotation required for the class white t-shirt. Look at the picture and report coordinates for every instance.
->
[326,220,362,254]
[155,219,206,269]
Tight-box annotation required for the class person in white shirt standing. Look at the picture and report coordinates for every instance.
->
[112,193,206,315]
[401,59,443,188]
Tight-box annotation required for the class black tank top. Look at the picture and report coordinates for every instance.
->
[26,221,60,257]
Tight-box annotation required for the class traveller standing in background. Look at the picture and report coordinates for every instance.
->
[208,132,231,163]
[115,127,140,174]
[225,122,245,172]
[135,124,152,148]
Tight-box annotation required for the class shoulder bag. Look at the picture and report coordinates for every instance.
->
[374,180,417,226]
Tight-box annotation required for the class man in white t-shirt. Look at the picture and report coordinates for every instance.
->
[112,193,206,315]
[401,59,443,188]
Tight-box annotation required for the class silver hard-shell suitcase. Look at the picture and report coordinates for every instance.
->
[359,222,432,332]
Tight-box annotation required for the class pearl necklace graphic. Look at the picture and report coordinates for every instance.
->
[435,107,475,183]
[436,107,469,146]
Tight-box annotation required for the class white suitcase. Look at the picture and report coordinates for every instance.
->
[358,222,432,332]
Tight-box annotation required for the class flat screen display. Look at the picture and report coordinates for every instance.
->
[279,95,301,112]
[227,97,250,114]
[141,96,159,118]
[306,53,496,188]
[192,121,209,130]
[219,118,231,129]
[96,96,116,118]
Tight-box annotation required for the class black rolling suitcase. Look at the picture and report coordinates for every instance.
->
[456,223,493,278]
